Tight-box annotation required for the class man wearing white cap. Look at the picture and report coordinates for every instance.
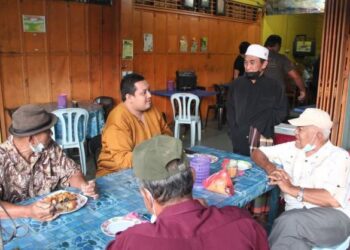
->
[252,108,350,249]
[226,44,288,156]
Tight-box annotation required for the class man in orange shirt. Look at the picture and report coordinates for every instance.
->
[97,73,172,176]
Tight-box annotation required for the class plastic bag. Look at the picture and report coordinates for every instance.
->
[203,168,234,195]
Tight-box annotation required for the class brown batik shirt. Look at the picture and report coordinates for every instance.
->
[0,136,81,203]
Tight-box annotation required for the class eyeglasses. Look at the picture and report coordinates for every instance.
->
[0,202,29,244]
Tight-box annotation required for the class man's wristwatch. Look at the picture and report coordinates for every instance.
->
[296,187,304,202]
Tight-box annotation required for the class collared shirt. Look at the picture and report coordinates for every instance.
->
[0,136,80,203]
[260,141,350,217]
[107,200,269,250]
[97,103,172,177]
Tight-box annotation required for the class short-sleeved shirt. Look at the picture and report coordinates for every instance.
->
[0,136,80,203]
[97,103,172,177]
[233,55,245,77]
[264,50,295,89]
[107,199,269,250]
[259,141,350,218]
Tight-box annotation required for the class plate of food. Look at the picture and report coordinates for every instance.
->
[186,153,218,164]
[237,160,252,171]
[101,217,142,237]
[42,190,88,215]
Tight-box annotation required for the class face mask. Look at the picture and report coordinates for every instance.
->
[245,71,261,80]
[150,213,157,224]
[302,133,317,153]
[29,137,45,153]
[30,143,45,153]
[302,143,316,153]
[145,189,157,223]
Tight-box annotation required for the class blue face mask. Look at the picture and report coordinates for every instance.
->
[30,142,45,153]
[302,143,316,153]
[29,137,45,153]
[302,133,317,153]
[145,189,157,224]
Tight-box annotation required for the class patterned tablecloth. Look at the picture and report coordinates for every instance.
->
[2,146,272,249]
[40,101,105,139]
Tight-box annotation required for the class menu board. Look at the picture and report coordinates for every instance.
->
[67,0,112,5]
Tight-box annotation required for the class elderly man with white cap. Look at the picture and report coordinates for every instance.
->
[252,108,350,249]
[226,44,288,156]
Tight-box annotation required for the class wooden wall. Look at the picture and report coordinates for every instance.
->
[0,0,120,139]
[317,0,350,146]
[0,0,261,139]
[121,3,262,119]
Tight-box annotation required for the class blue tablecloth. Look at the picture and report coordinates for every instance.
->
[152,89,216,98]
[2,146,272,249]
[40,101,105,139]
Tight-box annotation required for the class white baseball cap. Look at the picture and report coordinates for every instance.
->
[245,44,269,60]
[288,108,333,130]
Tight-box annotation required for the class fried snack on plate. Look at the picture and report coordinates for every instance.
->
[43,191,78,213]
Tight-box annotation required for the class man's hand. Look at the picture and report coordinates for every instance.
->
[81,180,99,199]
[268,169,293,193]
[298,90,306,102]
[29,200,59,221]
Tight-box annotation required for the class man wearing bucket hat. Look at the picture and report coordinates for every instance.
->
[226,44,287,156]
[252,108,350,249]
[0,104,98,221]
[107,135,269,250]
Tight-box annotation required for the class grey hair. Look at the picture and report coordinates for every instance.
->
[139,159,193,204]
[311,125,330,140]
[321,128,331,140]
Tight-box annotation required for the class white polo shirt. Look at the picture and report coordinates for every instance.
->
[259,141,350,218]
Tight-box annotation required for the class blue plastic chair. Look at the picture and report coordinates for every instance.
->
[52,108,89,175]
[171,93,201,147]
[312,236,350,250]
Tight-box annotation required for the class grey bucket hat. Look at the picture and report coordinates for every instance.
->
[9,104,57,137]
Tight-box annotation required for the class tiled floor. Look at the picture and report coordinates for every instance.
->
[180,119,232,151]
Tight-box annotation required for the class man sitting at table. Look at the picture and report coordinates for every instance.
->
[251,108,350,249]
[0,104,98,222]
[97,73,172,177]
[107,135,269,250]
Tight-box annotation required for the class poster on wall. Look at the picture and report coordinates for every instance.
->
[191,38,198,53]
[179,36,188,53]
[122,40,133,59]
[22,15,46,33]
[200,37,208,52]
[216,0,225,15]
[266,0,325,15]
[143,33,153,52]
